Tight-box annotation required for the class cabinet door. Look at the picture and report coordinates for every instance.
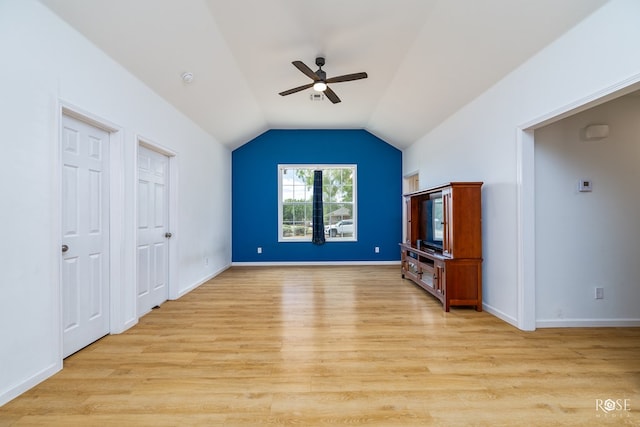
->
[420,263,435,289]
[403,254,420,279]
[442,188,453,257]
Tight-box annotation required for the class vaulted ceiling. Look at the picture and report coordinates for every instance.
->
[40,0,607,149]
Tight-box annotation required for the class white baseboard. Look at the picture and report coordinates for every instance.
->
[110,317,138,335]
[483,305,640,329]
[536,318,640,328]
[174,264,231,299]
[0,361,61,407]
[482,303,519,329]
[231,260,401,267]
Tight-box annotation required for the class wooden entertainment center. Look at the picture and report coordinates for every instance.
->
[400,182,483,311]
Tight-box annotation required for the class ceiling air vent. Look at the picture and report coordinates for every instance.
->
[310,93,325,102]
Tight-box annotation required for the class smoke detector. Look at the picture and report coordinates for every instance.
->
[181,72,194,84]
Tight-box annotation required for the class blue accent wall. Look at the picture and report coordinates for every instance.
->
[232,129,402,262]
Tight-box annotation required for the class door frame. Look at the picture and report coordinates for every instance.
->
[515,74,640,331]
[136,136,179,300]
[56,102,125,361]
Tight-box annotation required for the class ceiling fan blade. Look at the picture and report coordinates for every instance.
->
[326,72,368,84]
[324,86,341,104]
[279,83,314,96]
[292,61,320,81]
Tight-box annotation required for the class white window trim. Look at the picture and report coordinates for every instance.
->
[278,164,357,243]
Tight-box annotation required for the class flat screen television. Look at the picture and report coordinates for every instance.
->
[420,193,444,251]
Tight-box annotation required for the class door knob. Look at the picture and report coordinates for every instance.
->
[61,244,69,253]
[165,232,172,238]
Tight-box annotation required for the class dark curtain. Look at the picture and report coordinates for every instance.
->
[311,170,325,245]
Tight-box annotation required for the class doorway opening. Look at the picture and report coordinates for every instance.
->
[516,78,640,331]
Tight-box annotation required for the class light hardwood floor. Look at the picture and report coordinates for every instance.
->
[1,266,638,426]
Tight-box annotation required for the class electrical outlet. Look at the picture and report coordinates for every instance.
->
[204,257,209,266]
[257,247,262,254]
[374,246,380,253]
[595,287,604,299]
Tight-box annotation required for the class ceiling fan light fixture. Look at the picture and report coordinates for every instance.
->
[313,81,327,92]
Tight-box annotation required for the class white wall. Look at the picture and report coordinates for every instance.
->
[0,0,231,405]
[403,0,640,326]
[535,94,640,325]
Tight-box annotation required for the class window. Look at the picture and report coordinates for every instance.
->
[278,165,357,242]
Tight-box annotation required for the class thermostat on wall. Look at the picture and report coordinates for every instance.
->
[578,179,592,192]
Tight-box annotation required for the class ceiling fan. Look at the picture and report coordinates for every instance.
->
[279,57,368,104]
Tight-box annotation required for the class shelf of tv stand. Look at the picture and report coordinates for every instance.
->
[400,244,445,305]
[400,243,482,312]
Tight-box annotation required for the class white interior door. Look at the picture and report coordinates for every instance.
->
[137,145,170,316]
[61,114,110,358]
